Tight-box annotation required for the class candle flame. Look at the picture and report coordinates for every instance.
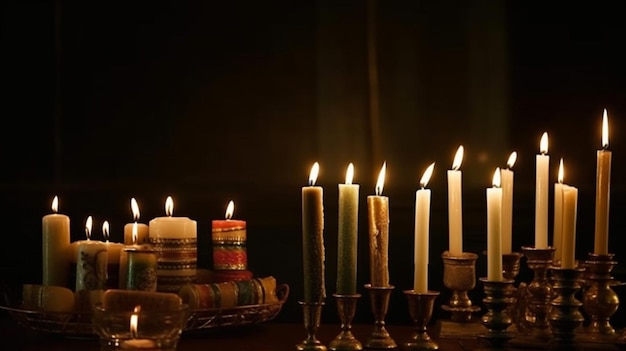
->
[165,196,174,216]
[375,162,386,196]
[51,196,59,213]
[507,151,517,169]
[452,145,464,170]
[102,221,110,242]
[130,305,141,339]
[308,162,319,186]
[602,108,609,149]
[85,216,93,240]
[540,132,548,154]
[558,158,564,184]
[132,222,138,245]
[225,200,234,220]
[345,163,354,185]
[131,198,140,221]
[492,167,501,188]
[420,162,435,188]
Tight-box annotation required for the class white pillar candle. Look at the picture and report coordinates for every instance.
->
[368,162,390,287]
[337,163,359,295]
[553,159,565,264]
[535,132,549,249]
[447,146,464,256]
[124,198,149,245]
[302,162,325,302]
[42,196,70,287]
[414,163,434,293]
[487,168,503,282]
[501,152,516,254]
[75,216,108,291]
[594,109,611,255]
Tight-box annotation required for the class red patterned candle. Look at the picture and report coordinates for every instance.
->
[212,201,247,270]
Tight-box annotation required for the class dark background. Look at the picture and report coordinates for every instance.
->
[2,0,626,327]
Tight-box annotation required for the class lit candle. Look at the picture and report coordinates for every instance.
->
[368,162,390,287]
[553,159,565,264]
[337,163,359,295]
[102,220,124,289]
[119,223,140,289]
[122,305,158,349]
[447,146,464,256]
[75,216,108,291]
[149,196,198,293]
[125,245,158,292]
[42,195,70,287]
[501,152,516,254]
[535,132,549,249]
[487,168,503,281]
[302,162,325,302]
[414,162,434,293]
[124,198,149,245]
[212,201,248,271]
[559,162,579,269]
[594,109,611,255]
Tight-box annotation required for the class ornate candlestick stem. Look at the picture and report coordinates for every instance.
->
[548,267,584,350]
[583,253,619,337]
[297,301,327,351]
[521,246,555,339]
[441,252,480,322]
[329,294,362,351]
[402,290,440,351]
[364,284,397,349]
[502,252,524,330]
[478,278,515,348]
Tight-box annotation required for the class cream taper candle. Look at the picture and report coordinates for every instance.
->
[501,152,516,254]
[302,162,325,302]
[447,146,464,256]
[487,168,503,282]
[535,132,549,249]
[594,109,611,255]
[337,163,359,295]
[414,163,434,293]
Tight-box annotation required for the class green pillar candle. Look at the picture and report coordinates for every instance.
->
[302,162,325,303]
[126,247,158,291]
[337,163,360,295]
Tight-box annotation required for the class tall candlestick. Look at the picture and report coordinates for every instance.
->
[368,162,390,287]
[414,163,434,293]
[501,152,516,254]
[124,198,149,245]
[42,196,70,287]
[594,109,611,255]
[337,163,360,295]
[535,132,549,249]
[487,168,503,281]
[553,159,565,264]
[447,146,464,256]
[302,162,325,302]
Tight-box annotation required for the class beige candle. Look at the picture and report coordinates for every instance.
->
[553,159,565,264]
[102,221,123,289]
[501,152,516,254]
[302,162,325,302]
[487,168,503,282]
[414,163,434,293]
[124,198,149,245]
[368,162,390,287]
[447,146,464,256]
[42,196,70,287]
[594,109,611,255]
[75,216,108,291]
[337,163,359,295]
[561,185,578,269]
[535,132,549,249]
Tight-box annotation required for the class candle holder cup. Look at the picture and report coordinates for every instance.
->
[441,251,480,322]
[521,246,555,339]
[297,301,327,351]
[502,252,523,326]
[402,290,440,351]
[548,267,584,350]
[583,253,619,337]
[364,284,397,349]
[478,278,515,348]
[329,294,362,351]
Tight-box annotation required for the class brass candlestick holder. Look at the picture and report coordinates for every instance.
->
[521,246,555,339]
[441,251,480,322]
[502,252,524,331]
[583,252,619,337]
[329,294,362,351]
[478,278,515,348]
[402,290,440,351]
[548,267,584,350]
[364,284,397,349]
[297,301,327,351]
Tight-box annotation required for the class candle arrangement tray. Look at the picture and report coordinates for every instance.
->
[0,283,289,338]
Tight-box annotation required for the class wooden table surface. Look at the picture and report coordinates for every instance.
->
[1,317,624,351]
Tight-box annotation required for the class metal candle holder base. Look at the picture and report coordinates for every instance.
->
[521,246,555,339]
[502,252,524,331]
[297,301,327,351]
[364,284,397,349]
[441,251,480,322]
[583,253,619,337]
[478,278,515,348]
[548,267,584,350]
[402,290,440,351]
[329,294,363,351]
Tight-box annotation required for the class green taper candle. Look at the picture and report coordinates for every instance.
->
[302,162,325,303]
[337,163,359,295]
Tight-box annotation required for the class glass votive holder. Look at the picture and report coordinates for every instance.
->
[92,304,189,351]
